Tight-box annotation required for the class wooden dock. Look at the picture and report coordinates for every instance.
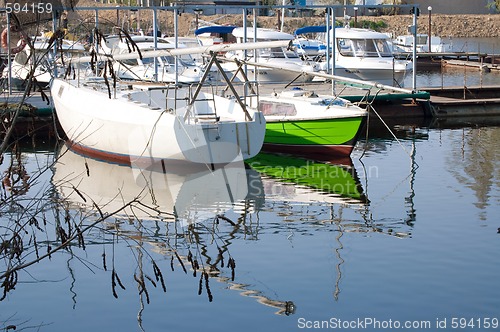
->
[442,59,500,72]
[2,84,500,144]
[424,86,500,117]
[394,52,500,70]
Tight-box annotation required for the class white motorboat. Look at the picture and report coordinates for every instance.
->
[101,34,206,84]
[392,34,454,53]
[319,26,412,87]
[223,27,320,83]
[2,32,86,86]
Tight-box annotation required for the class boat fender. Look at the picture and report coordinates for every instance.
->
[1,26,27,54]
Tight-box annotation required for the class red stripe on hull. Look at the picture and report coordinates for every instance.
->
[65,141,236,172]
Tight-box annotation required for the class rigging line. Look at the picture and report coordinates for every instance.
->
[358,88,372,160]
[366,89,418,166]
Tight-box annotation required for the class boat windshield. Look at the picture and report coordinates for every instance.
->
[416,35,428,45]
[138,54,197,67]
[338,38,392,57]
[258,47,298,59]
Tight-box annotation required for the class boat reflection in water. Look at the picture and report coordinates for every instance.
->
[53,144,258,226]
[51,144,298,315]
[248,152,413,239]
[248,152,368,205]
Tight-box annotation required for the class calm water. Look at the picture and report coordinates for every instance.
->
[1,41,500,331]
[404,37,500,89]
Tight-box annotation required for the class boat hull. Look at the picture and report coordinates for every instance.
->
[262,116,366,163]
[247,89,367,163]
[51,79,266,165]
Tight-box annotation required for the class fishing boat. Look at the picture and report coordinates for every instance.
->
[51,41,294,165]
[101,34,206,83]
[314,26,412,86]
[247,87,368,163]
[223,27,320,83]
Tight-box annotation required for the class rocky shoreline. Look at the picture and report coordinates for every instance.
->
[195,14,500,39]
[70,2,500,39]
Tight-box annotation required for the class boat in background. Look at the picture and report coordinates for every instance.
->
[318,26,412,87]
[392,34,454,53]
[223,27,320,83]
[247,87,367,164]
[101,34,205,83]
[293,26,328,60]
[2,32,86,87]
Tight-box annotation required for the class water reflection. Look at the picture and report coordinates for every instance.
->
[445,126,500,221]
[248,152,368,204]
[1,138,420,329]
[53,144,255,226]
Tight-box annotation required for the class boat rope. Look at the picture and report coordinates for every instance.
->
[359,89,418,166]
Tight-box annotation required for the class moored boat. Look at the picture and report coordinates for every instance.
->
[247,87,368,163]
[392,34,453,53]
[51,77,266,165]
[223,27,320,83]
[101,34,205,84]
[247,152,368,204]
[317,26,412,86]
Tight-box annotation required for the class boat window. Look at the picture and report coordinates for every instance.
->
[121,58,137,66]
[416,35,428,45]
[160,55,176,65]
[257,47,284,58]
[352,39,379,57]
[283,48,299,58]
[337,38,354,56]
[374,39,393,57]
[259,101,297,116]
[141,57,155,65]
[270,47,285,58]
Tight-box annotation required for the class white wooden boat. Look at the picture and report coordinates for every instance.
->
[319,26,412,87]
[51,77,266,165]
[101,34,205,84]
[223,27,320,83]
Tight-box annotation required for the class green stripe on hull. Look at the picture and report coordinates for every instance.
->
[264,116,364,146]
